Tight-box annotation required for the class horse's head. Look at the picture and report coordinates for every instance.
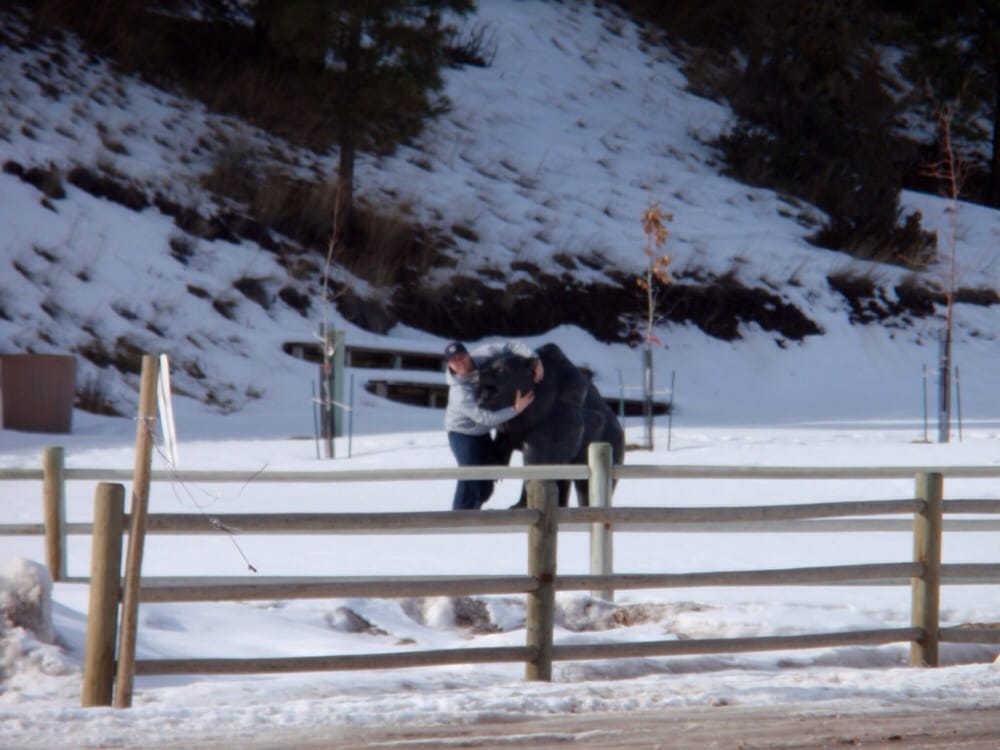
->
[476,351,536,411]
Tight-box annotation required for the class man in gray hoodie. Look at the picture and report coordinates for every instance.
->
[444,340,543,510]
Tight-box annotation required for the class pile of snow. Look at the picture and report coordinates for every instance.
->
[1,558,54,644]
[1,558,76,712]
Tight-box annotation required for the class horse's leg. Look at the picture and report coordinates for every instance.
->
[491,430,515,467]
[557,479,572,508]
[517,411,583,508]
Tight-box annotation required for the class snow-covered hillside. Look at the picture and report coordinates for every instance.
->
[1,0,998,425]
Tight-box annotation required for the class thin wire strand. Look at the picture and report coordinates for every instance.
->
[141,419,261,573]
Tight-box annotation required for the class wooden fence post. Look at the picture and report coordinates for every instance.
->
[910,471,943,667]
[81,483,125,707]
[42,445,66,582]
[114,354,159,708]
[588,442,614,602]
[525,479,558,681]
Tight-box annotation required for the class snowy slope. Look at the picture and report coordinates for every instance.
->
[1,0,998,427]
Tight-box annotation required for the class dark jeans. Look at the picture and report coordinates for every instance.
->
[448,431,497,510]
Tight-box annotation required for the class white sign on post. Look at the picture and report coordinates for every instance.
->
[156,353,179,467]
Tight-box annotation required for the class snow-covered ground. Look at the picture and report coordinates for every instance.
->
[2,387,1000,749]
[1,0,999,747]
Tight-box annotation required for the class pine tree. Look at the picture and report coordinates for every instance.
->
[718,0,933,265]
[252,0,474,242]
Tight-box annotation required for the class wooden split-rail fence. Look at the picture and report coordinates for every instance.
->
[1,355,999,710]
[4,445,1000,709]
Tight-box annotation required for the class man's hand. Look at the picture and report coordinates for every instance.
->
[514,389,535,413]
[532,359,544,383]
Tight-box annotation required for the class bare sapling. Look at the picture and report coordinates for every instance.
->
[921,101,971,443]
[637,200,673,450]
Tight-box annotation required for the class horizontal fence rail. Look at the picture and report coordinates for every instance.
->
[616,465,1000,480]
[12,516,1000,537]
[0,468,44,480]
[56,465,589,482]
[563,500,925,522]
[551,628,925,662]
[5,463,1000,484]
[558,563,925,590]
[560,564,1000,589]
[136,645,538,677]
[137,574,539,602]
[139,509,542,533]
[939,626,1000,643]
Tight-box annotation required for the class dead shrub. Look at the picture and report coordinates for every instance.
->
[334,204,449,288]
[827,269,881,323]
[251,171,338,249]
[355,206,416,283]
[678,47,731,101]
[233,276,271,309]
[24,164,66,199]
[211,297,238,320]
[827,268,878,300]
[444,20,497,68]
[67,165,148,211]
[451,223,479,242]
[553,253,577,270]
[182,359,206,380]
[895,275,943,316]
[4,160,66,199]
[169,234,196,265]
[75,336,143,376]
[827,269,941,324]
[110,337,143,374]
[199,146,450,288]
[199,141,260,205]
[278,285,311,315]
[76,338,112,369]
[202,157,337,251]
[75,372,121,416]
[815,211,937,270]
[955,286,1000,306]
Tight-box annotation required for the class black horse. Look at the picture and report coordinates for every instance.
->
[476,343,624,507]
